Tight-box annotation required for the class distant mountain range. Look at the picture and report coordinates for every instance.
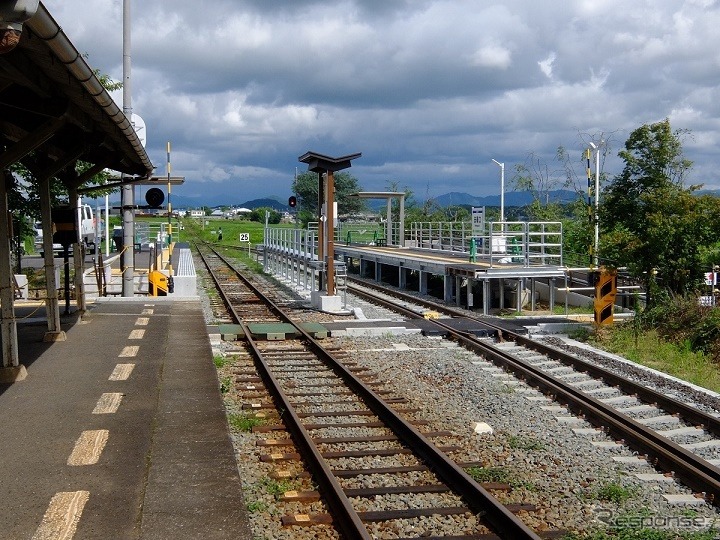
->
[116,188,720,212]
[424,189,579,208]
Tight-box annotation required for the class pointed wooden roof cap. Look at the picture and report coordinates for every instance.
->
[298,151,362,173]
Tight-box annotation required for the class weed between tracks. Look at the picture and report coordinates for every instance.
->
[593,482,637,505]
[563,528,718,539]
[219,376,233,394]
[465,465,535,491]
[213,355,228,368]
[507,434,545,451]
[228,412,264,432]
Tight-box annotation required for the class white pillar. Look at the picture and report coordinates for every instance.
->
[0,171,20,374]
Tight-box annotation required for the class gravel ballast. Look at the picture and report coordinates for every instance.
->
[197,255,720,538]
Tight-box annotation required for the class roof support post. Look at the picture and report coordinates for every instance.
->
[298,151,361,310]
[38,174,64,340]
[317,172,324,291]
[386,198,392,246]
[326,170,335,295]
[399,194,405,246]
[0,170,25,381]
[68,184,86,314]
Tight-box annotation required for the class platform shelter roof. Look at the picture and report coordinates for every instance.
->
[0,3,154,183]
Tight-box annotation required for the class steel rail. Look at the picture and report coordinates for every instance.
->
[348,278,720,437]
[197,243,543,540]
[196,244,372,539]
[346,280,720,504]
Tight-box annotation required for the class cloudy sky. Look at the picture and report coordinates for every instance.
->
[42,0,720,206]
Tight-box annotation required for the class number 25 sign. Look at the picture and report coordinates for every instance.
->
[239,233,250,242]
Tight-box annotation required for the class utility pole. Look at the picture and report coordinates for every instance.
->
[589,141,602,268]
[121,0,134,296]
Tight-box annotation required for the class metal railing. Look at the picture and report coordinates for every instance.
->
[409,221,472,251]
[409,220,563,267]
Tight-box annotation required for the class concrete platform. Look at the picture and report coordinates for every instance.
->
[0,298,251,540]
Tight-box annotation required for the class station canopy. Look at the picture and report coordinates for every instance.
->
[0,3,153,186]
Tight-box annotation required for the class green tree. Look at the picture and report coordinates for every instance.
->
[292,171,365,226]
[249,207,280,224]
[511,144,610,265]
[600,119,707,305]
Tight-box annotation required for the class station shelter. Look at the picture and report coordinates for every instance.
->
[0,2,153,381]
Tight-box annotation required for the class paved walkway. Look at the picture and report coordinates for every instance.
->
[0,298,252,540]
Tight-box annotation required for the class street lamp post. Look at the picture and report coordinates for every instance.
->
[491,159,505,223]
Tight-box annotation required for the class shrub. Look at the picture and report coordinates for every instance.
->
[639,294,720,362]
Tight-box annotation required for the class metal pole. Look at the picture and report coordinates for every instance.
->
[586,147,593,267]
[589,142,600,268]
[104,195,109,257]
[166,142,173,274]
[594,144,600,268]
[492,159,504,223]
[121,0,134,296]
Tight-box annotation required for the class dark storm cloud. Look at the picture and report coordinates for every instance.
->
[42,0,720,203]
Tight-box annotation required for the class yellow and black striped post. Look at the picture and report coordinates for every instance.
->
[594,267,617,325]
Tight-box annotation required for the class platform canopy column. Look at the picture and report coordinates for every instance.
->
[38,175,63,339]
[65,180,86,314]
[349,192,405,246]
[0,170,23,380]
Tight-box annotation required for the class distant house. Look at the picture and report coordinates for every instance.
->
[188,209,204,218]
[210,209,224,217]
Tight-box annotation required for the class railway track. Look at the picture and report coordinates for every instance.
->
[346,276,720,506]
[196,243,558,539]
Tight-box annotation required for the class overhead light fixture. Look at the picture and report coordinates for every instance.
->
[0,0,39,54]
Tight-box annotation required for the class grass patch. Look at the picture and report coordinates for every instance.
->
[507,434,544,451]
[551,303,594,315]
[214,355,227,368]
[219,376,233,394]
[466,466,513,484]
[563,530,717,539]
[228,412,264,432]
[260,477,297,499]
[594,482,636,504]
[589,325,720,393]
[246,500,267,513]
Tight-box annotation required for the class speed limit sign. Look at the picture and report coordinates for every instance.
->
[239,233,250,242]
